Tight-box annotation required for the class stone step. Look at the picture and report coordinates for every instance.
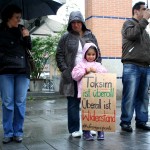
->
[27,91,65,100]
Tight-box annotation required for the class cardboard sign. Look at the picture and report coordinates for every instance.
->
[81,73,116,132]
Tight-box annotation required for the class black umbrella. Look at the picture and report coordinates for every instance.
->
[0,0,62,20]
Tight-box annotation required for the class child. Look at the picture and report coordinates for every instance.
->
[71,42,107,141]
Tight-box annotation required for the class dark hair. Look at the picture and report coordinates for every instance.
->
[85,46,98,61]
[132,1,145,16]
[1,4,22,23]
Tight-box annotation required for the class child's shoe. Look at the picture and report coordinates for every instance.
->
[90,130,96,136]
[97,131,104,140]
[83,131,94,141]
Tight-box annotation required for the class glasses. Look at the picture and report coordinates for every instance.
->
[15,16,22,20]
[12,14,22,20]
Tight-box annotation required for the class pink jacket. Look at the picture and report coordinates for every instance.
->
[71,43,107,98]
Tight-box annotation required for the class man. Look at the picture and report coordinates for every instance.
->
[56,11,101,137]
[120,1,150,132]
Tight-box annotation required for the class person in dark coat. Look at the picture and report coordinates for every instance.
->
[56,11,101,137]
[120,1,150,132]
[0,4,31,143]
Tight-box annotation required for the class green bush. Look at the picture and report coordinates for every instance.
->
[30,25,67,79]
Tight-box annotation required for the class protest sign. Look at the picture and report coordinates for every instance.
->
[81,73,116,132]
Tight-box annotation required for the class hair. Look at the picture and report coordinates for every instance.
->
[85,46,98,61]
[132,1,145,16]
[1,4,22,23]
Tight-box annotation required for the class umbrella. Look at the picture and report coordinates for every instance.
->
[0,0,62,20]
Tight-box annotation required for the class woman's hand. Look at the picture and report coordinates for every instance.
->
[22,27,29,37]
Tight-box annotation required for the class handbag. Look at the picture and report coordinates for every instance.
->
[26,49,36,72]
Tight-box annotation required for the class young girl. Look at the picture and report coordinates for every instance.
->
[71,42,107,141]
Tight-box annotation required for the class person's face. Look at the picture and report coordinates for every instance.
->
[135,5,146,20]
[7,13,21,28]
[85,48,97,62]
[71,21,82,33]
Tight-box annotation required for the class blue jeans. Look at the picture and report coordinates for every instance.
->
[0,74,30,137]
[120,64,150,125]
[67,81,80,133]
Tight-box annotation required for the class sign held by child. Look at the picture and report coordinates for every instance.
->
[81,73,116,132]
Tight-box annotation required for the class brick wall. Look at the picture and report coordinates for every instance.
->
[85,0,132,57]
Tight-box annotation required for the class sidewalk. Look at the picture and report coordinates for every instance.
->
[0,97,150,150]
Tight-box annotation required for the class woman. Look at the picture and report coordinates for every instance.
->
[0,4,31,144]
[56,11,101,138]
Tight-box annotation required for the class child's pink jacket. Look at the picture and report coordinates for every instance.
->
[71,43,107,98]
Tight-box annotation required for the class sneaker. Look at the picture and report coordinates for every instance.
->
[71,131,82,138]
[2,137,13,144]
[14,136,23,143]
[136,123,150,131]
[83,131,94,141]
[90,130,96,136]
[121,124,133,132]
[97,131,104,140]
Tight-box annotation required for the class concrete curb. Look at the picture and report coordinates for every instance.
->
[27,91,65,100]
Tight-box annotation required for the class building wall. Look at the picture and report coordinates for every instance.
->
[85,0,132,99]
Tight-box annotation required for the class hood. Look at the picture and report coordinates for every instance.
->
[67,11,88,32]
[82,43,99,61]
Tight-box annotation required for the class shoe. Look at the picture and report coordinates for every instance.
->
[90,130,96,136]
[71,131,82,138]
[136,123,150,131]
[121,124,133,132]
[97,131,104,140]
[14,136,23,143]
[2,137,13,144]
[83,131,94,141]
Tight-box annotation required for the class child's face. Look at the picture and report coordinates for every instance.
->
[85,48,96,62]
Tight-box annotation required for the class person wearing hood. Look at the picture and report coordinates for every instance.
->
[72,43,107,140]
[56,11,101,137]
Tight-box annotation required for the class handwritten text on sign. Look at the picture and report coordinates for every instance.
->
[81,73,116,132]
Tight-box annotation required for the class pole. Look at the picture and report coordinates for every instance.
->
[147,0,149,8]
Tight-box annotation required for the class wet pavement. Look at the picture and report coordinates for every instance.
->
[0,97,150,150]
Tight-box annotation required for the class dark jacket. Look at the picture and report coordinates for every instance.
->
[0,23,32,78]
[121,18,150,67]
[56,11,101,96]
